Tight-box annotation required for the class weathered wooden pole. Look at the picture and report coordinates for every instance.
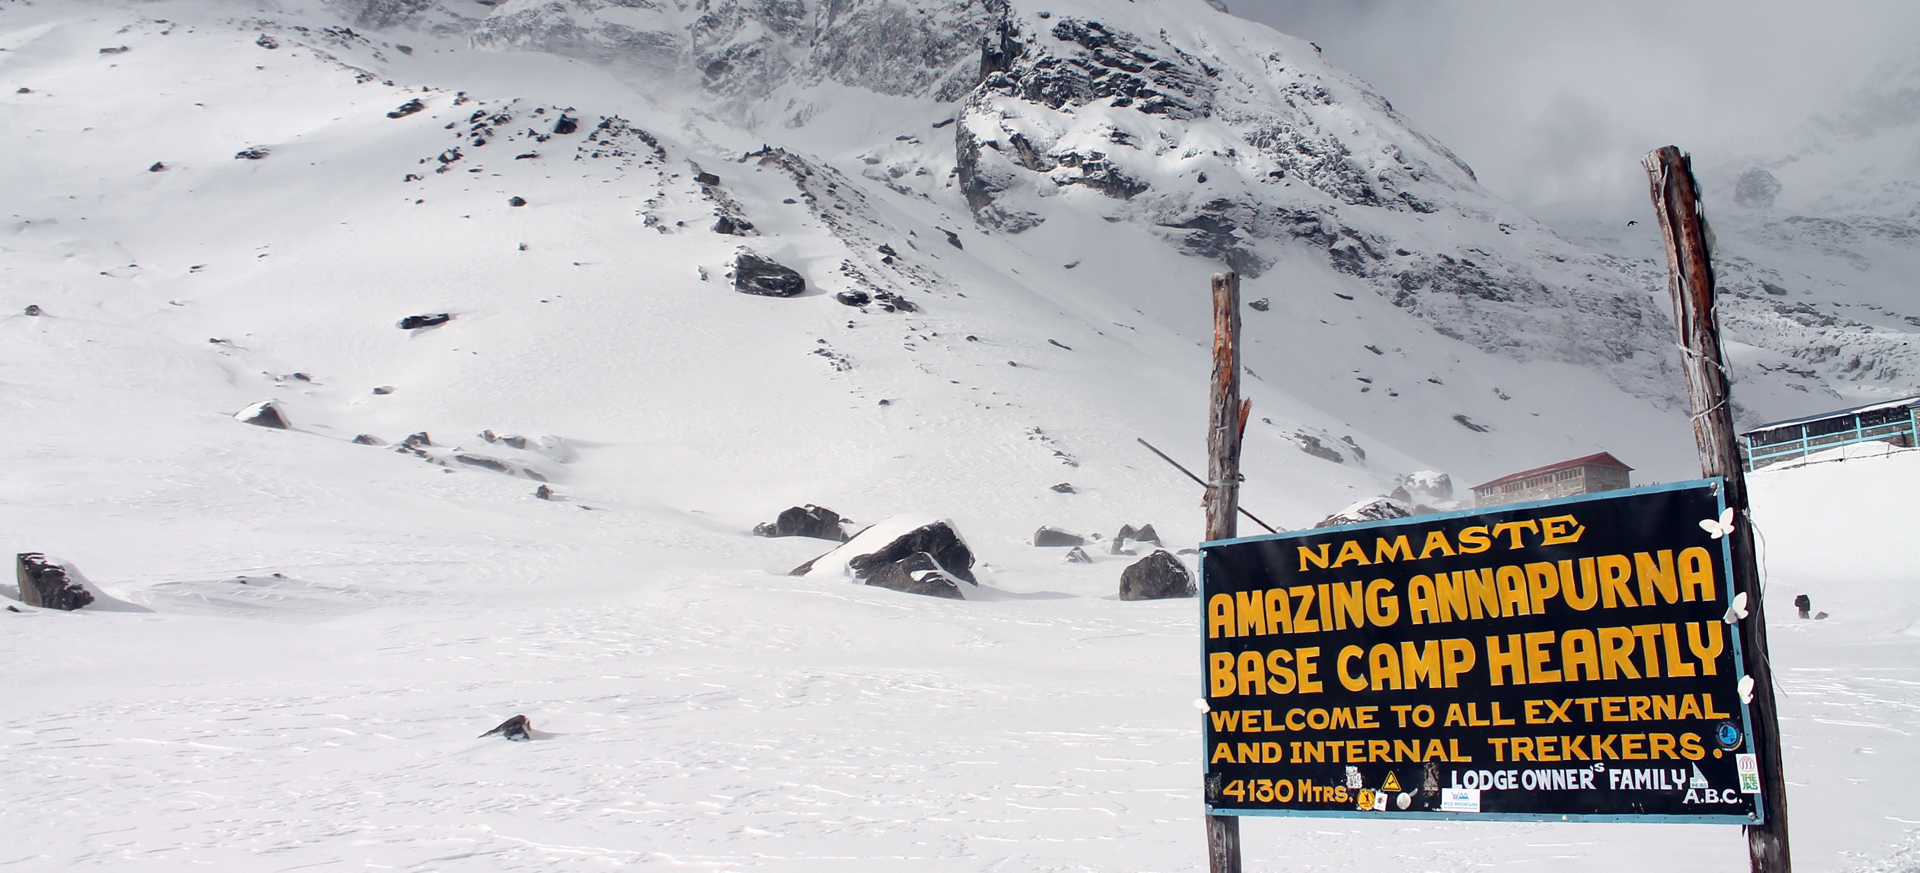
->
[1204,270,1243,873]
[1642,146,1792,873]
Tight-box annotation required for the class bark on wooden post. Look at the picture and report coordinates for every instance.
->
[1204,270,1243,873]
[1642,146,1792,873]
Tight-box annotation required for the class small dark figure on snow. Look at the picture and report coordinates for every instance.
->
[480,714,532,741]
[1793,594,1811,620]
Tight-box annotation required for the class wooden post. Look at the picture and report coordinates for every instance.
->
[1204,271,1243,873]
[1642,146,1792,873]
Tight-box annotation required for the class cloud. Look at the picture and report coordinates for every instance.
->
[1230,0,1920,225]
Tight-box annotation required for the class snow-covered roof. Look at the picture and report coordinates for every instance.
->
[1471,452,1633,492]
[1745,396,1920,434]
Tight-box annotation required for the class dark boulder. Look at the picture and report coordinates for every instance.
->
[508,196,527,207]
[1118,550,1194,600]
[402,432,432,449]
[1034,527,1084,547]
[1249,297,1270,311]
[733,253,806,297]
[454,453,511,473]
[386,98,425,119]
[16,553,93,611]
[1065,546,1092,564]
[351,434,384,445]
[835,290,871,307]
[1132,524,1161,545]
[712,215,753,235]
[552,114,578,135]
[760,505,849,541]
[397,313,451,329]
[24,304,42,316]
[861,550,965,599]
[235,146,270,160]
[148,162,166,172]
[535,484,554,500]
[255,33,279,49]
[845,521,975,584]
[234,400,288,429]
[1050,482,1076,494]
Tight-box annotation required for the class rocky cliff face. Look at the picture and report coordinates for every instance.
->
[338,0,1682,402]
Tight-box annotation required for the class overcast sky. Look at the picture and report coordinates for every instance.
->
[1228,0,1920,227]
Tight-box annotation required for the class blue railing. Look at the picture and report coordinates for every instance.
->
[1741,406,1919,470]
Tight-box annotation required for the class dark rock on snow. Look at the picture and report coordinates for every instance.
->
[535,484,554,500]
[372,386,394,395]
[759,504,849,541]
[235,400,289,429]
[255,33,278,49]
[397,313,451,329]
[861,550,966,599]
[1033,526,1084,547]
[23,304,41,316]
[1050,482,1076,494]
[1065,546,1093,564]
[508,196,527,207]
[1118,550,1194,601]
[733,253,806,297]
[386,98,425,119]
[835,290,871,306]
[552,114,578,135]
[454,453,512,473]
[712,215,753,235]
[16,552,94,611]
[234,146,270,160]
[1248,297,1270,311]
[402,432,433,449]
[351,434,385,445]
[479,714,531,741]
[148,161,166,172]
[843,521,977,585]
[695,171,722,186]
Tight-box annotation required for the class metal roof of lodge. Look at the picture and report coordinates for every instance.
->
[1470,452,1633,492]
[1743,395,1920,435]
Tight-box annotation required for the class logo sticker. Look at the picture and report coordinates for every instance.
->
[1381,772,1403,793]
[1736,754,1761,793]
[1439,788,1481,813]
[1689,764,1710,789]
[1716,721,1743,750]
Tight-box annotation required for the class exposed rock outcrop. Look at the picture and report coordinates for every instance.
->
[1118,550,1193,600]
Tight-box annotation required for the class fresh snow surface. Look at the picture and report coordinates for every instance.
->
[3,2,1918,871]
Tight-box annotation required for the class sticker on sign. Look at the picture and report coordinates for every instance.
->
[1440,788,1481,813]
[1736,754,1760,793]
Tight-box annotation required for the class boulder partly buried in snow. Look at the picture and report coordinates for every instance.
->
[1033,527,1084,547]
[791,514,975,599]
[397,313,452,330]
[234,399,289,429]
[733,253,806,297]
[755,504,850,541]
[15,552,94,611]
[1118,550,1193,601]
[1314,496,1412,529]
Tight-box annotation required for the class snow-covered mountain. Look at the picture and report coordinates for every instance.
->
[1564,61,1920,426]
[8,1,1920,870]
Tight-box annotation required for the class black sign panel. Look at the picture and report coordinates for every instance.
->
[1200,480,1762,823]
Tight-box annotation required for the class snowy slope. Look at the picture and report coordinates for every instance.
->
[5,1,1920,871]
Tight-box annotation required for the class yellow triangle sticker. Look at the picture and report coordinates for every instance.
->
[1381,772,1402,792]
